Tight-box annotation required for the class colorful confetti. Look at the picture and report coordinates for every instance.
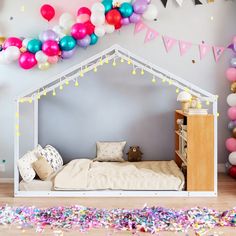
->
[0,205,236,235]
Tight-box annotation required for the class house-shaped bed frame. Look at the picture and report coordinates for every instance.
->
[14,44,218,197]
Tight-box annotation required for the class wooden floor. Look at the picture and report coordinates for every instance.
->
[0,173,236,235]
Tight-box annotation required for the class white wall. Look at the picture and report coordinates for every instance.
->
[0,0,235,177]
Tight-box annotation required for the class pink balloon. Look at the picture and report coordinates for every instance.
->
[3,37,22,49]
[77,7,91,17]
[42,40,60,56]
[228,107,236,120]
[226,138,236,152]
[226,68,236,82]
[19,52,37,70]
[71,23,87,40]
[48,55,58,64]
[233,36,236,44]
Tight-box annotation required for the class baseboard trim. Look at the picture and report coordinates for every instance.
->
[0,178,14,183]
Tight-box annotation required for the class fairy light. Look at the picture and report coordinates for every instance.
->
[59,84,63,90]
[152,77,156,83]
[79,71,84,77]
[132,69,136,75]
[75,80,79,87]
[16,131,21,137]
[176,88,179,93]
[197,103,202,109]
[206,100,210,106]
[168,80,173,85]
[84,65,89,72]
[120,58,124,63]
[29,98,33,103]
[19,98,24,103]
[112,59,116,67]
[184,87,190,92]
[162,78,166,83]
[105,57,109,64]
[127,58,132,65]
[217,113,220,117]
[94,66,97,72]
[141,69,145,75]
[15,112,19,118]
[65,80,69,85]
[36,92,41,100]
[52,89,56,96]
[15,124,19,130]
[43,89,47,96]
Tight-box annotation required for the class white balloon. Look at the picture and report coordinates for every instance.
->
[227,93,236,107]
[22,38,32,48]
[0,51,11,64]
[94,26,106,37]
[142,4,158,21]
[59,13,74,26]
[76,14,90,23]
[53,25,66,38]
[112,0,132,6]
[90,13,105,26]
[229,152,236,165]
[5,46,20,61]
[104,24,115,34]
[35,51,48,63]
[91,3,105,13]
[62,19,76,34]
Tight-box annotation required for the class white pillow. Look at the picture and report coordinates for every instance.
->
[94,141,126,162]
[40,145,63,171]
[17,145,43,182]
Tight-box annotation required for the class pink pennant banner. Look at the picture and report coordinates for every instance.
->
[199,43,211,60]
[163,36,177,52]
[179,40,192,56]
[144,28,159,43]
[213,46,225,62]
[134,22,147,34]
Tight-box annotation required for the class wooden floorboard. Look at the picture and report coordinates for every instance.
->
[0,173,236,235]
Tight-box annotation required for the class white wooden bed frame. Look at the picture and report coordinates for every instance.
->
[14,44,218,197]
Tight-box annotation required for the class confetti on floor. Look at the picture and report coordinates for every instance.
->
[0,205,236,235]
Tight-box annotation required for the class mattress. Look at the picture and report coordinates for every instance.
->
[20,179,53,191]
[55,160,185,191]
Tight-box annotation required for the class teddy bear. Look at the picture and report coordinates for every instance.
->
[127,146,143,162]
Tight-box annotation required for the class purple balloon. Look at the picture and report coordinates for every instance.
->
[145,0,151,4]
[121,17,130,26]
[133,0,148,14]
[129,13,141,23]
[77,35,91,48]
[39,30,59,42]
[61,47,77,59]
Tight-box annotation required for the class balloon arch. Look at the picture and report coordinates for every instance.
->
[0,0,158,70]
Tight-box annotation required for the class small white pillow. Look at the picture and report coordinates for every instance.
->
[17,145,43,182]
[40,145,63,171]
[94,141,126,162]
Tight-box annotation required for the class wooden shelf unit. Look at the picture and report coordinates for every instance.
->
[175,110,214,191]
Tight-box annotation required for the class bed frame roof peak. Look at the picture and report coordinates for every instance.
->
[16,44,217,102]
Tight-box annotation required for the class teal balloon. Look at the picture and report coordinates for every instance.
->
[102,0,113,13]
[90,34,98,45]
[119,2,133,18]
[27,39,42,54]
[59,36,76,51]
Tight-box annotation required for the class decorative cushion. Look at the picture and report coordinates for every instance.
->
[94,141,126,162]
[17,145,43,182]
[40,145,63,171]
[32,156,54,181]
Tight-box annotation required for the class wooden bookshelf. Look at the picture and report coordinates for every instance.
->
[175,110,214,191]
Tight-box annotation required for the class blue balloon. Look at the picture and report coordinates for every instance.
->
[27,39,42,54]
[59,36,76,51]
[102,0,113,13]
[90,34,98,45]
[119,2,133,18]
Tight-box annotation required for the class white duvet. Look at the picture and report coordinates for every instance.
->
[54,159,184,191]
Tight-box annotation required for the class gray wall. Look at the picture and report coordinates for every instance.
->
[0,0,235,177]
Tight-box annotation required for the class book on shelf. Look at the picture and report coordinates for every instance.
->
[185,108,208,115]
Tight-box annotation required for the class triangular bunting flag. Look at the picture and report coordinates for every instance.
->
[179,40,192,56]
[199,43,211,60]
[176,0,184,6]
[144,28,159,43]
[195,0,203,5]
[162,36,177,52]
[160,0,168,8]
[134,22,147,34]
[213,46,225,62]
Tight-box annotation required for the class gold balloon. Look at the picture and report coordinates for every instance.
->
[233,127,236,138]
[0,37,6,46]
[231,82,236,93]
[38,62,50,70]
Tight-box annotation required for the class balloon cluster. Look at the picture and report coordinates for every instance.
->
[0,0,158,70]
[225,36,236,179]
